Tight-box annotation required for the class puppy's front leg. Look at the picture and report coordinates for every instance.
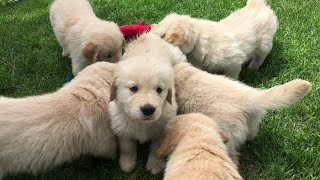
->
[146,138,165,175]
[119,138,137,173]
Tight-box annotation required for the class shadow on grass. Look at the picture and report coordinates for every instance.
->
[240,41,289,86]
[239,130,286,177]
[3,143,162,180]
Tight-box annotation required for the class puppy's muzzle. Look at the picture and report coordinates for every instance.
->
[140,104,156,117]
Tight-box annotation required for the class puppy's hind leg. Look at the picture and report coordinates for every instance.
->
[247,112,264,141]
[248,50,270,71]
[248,38,274,71]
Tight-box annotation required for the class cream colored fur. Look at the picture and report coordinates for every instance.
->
[50,0,123,75]
[109,33,184,174]
[157,113,242,180]
[0,62,117,178]
[123,33,187,65]
[152,0,278,79]
[174,62,311,164]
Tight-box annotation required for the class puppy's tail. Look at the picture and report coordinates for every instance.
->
[246,0,267,8]
[247,79,312,111]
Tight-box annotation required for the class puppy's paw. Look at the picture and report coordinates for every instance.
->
[146,157,165,175]
[120,155,136,173]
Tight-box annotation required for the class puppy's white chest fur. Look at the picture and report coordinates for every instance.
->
[109,101,165,143]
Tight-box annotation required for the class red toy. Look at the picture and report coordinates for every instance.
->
[119,20,152,39]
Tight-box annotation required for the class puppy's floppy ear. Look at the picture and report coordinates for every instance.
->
[82,42,99,63]
[164,22,192,47]
[110,79,117,101]
[219,130,229,144]
[165,31,185,46]
[166,88,173,105]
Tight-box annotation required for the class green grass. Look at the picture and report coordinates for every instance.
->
[0,0,319,179]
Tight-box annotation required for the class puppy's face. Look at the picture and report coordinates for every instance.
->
[82,29,124,64]
[112,56,173,123]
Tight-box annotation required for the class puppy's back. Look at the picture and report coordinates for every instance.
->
[220,0,278,37]
[0,62,116,175]
[50,0,95,20]
[0,90,85,174]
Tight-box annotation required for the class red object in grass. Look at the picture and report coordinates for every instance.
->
[119,20,152,39]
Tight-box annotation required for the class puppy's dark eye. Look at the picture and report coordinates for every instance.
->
[130,86,138,93]
[156,87,163,94]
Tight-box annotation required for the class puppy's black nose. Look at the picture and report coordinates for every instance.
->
[141,104,156,116]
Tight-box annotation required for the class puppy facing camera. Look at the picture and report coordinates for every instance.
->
[110,56,174,124]
[109,55,177,174]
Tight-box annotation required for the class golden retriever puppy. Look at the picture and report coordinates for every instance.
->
[109,57,177,175]
[0,62,117,179]
[50,0,123,75]
[152,0,278,79]
[157,113,242,180]
[109,33,185,174]
[174,62,311,164]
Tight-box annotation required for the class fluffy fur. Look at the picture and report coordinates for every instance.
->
[109,58,177,174]
[50,0,123,75]
[152,0,278,79]
[123,33,187,65]
[0,62,117,179]
[174,62,312,164]
[157,113,242,180]
[109,33,184,174]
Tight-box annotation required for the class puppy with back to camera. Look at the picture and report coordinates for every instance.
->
[152,0,278,79]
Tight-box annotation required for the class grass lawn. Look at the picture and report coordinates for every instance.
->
[0,0,319,179]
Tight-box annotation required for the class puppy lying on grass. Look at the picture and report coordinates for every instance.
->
[0,62,117,179]
[173,62,311,164]
[152,0,278,79]
[109,33,185,174]
[50,0,123,75]
[157,113,242,180]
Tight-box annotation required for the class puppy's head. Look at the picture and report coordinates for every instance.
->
[111,56,174,123]
[152,14,197,54]
[156,113,229,159]
[82,22,124,64]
